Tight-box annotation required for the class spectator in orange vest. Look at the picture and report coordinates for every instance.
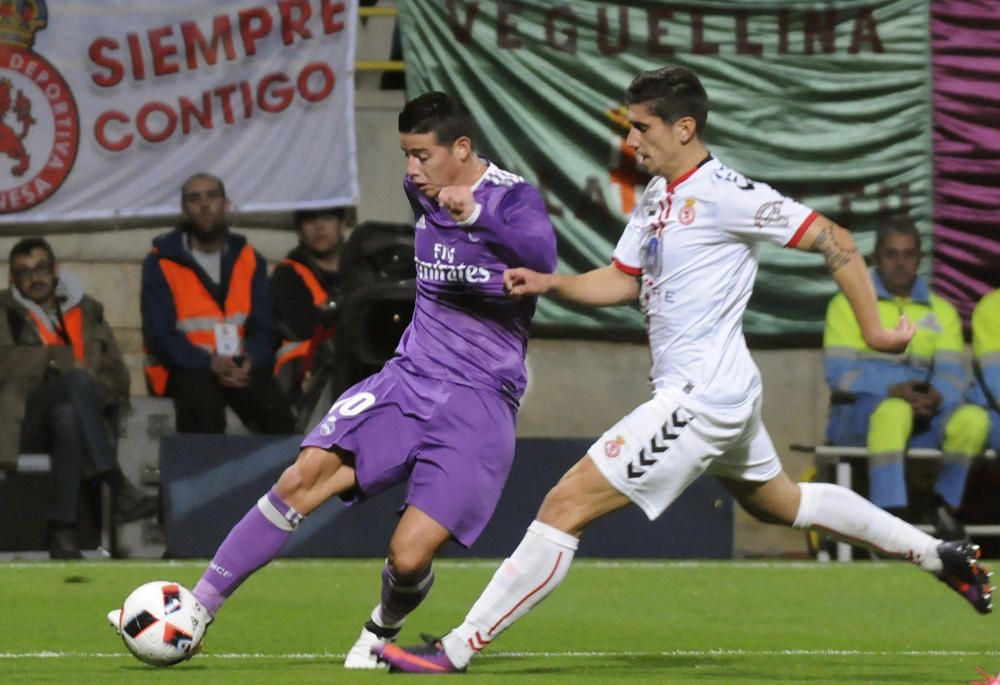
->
[0,238,157,558]
[141,172,295,434]
[270,207,347,405]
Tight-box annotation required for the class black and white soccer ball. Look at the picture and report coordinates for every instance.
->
[114,581,207,666]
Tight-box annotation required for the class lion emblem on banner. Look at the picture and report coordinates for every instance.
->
[0,0,80,212]
[0,76,36,176]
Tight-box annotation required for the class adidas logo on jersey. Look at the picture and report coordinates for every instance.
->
[415,215,426,230]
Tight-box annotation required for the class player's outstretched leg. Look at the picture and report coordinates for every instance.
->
[190,487,303,617]
[344,563,435,669]
[374,520,578,673]
[103,486,299,646]
[793,482,993,614]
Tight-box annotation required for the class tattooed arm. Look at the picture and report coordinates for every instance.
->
[795,216,914,353]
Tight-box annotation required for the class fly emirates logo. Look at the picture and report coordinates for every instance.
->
[416,242,491,284]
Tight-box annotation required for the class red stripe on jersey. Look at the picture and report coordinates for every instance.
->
[661,194,673,224]
[666,156,711,193]
[667,165,699,192]
[785,210,819,248]
[488,552,564,635]
[613,257,641,276]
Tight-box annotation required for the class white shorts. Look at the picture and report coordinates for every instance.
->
[588,391,781,520]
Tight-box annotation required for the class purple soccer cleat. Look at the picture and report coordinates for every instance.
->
[936,541,993,615]
[372,640,464,674]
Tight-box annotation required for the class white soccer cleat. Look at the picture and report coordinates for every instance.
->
[344,622,399,669]
[106,608,122,634]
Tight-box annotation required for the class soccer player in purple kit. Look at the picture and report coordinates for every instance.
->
[107,92,557,669]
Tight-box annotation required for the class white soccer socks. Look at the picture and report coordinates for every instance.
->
[794,482,942,572]
[441,520,579,669]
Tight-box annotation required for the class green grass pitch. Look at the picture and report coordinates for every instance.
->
[1,558,997,684]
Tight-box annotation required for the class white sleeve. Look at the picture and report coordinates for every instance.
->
[718,178,818,248]
[611,212,643,275]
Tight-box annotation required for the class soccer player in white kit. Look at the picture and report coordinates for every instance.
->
[376,66,994,674]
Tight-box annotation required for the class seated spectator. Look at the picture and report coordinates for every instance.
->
[141,172,295,434]
[969,289,1000,448]
[823,216,989,539]
[0,238,157,558]
[270,207,347,406]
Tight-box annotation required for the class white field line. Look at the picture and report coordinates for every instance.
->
[0,559,900,570]
[2,648,999,659]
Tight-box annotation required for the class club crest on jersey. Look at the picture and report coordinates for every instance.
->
[604,435,625,458]
[678,197,696,225]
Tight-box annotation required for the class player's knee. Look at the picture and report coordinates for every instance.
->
[386,544,433,578]
[944,404,990,455]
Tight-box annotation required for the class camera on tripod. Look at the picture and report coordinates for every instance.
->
[296,221,416,430]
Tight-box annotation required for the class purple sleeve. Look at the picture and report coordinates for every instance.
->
[474,184,558,273]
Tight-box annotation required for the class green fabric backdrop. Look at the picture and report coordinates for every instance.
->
[399,1,932,335]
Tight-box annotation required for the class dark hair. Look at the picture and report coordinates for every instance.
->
[9,237,55,265]
[181,172,226,200]
[626,66,709,136]
[398,92,476,147]
[294,206,347,230]
[874,215,921,255]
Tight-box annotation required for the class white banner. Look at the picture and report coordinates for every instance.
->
[0,0,357,223]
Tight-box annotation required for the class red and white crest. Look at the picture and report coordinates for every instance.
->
[678,197,696,225]
[0,1,79,213]
[604,435,625,458]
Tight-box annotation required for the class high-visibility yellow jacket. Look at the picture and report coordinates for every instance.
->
[824,269,968,426]
[968,288,1000,413]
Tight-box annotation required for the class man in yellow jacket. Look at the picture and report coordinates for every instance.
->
[968,289,1000,449]
[824,217,988,539]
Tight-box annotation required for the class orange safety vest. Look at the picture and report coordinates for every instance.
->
[144,244,257,396]
[27,306,85,362]
[274,258,329,377]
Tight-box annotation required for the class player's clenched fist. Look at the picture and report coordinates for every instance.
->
[503,267,553,297]
[438,185,477,222]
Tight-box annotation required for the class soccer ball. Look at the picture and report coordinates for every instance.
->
[114,581,207,666]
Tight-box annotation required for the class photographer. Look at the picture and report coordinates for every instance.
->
[823,216,989,538]
[270,207,347,406]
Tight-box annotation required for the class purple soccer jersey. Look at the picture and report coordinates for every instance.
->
[301,161,557,545]
[395,162,557,403]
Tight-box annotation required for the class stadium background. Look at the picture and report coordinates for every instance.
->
[0,0,996,559]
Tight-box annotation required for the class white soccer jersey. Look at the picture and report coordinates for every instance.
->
[613,156,817,409]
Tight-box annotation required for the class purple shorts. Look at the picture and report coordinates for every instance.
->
[301,362,516,547]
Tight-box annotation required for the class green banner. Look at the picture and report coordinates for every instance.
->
[399,1,932,335]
